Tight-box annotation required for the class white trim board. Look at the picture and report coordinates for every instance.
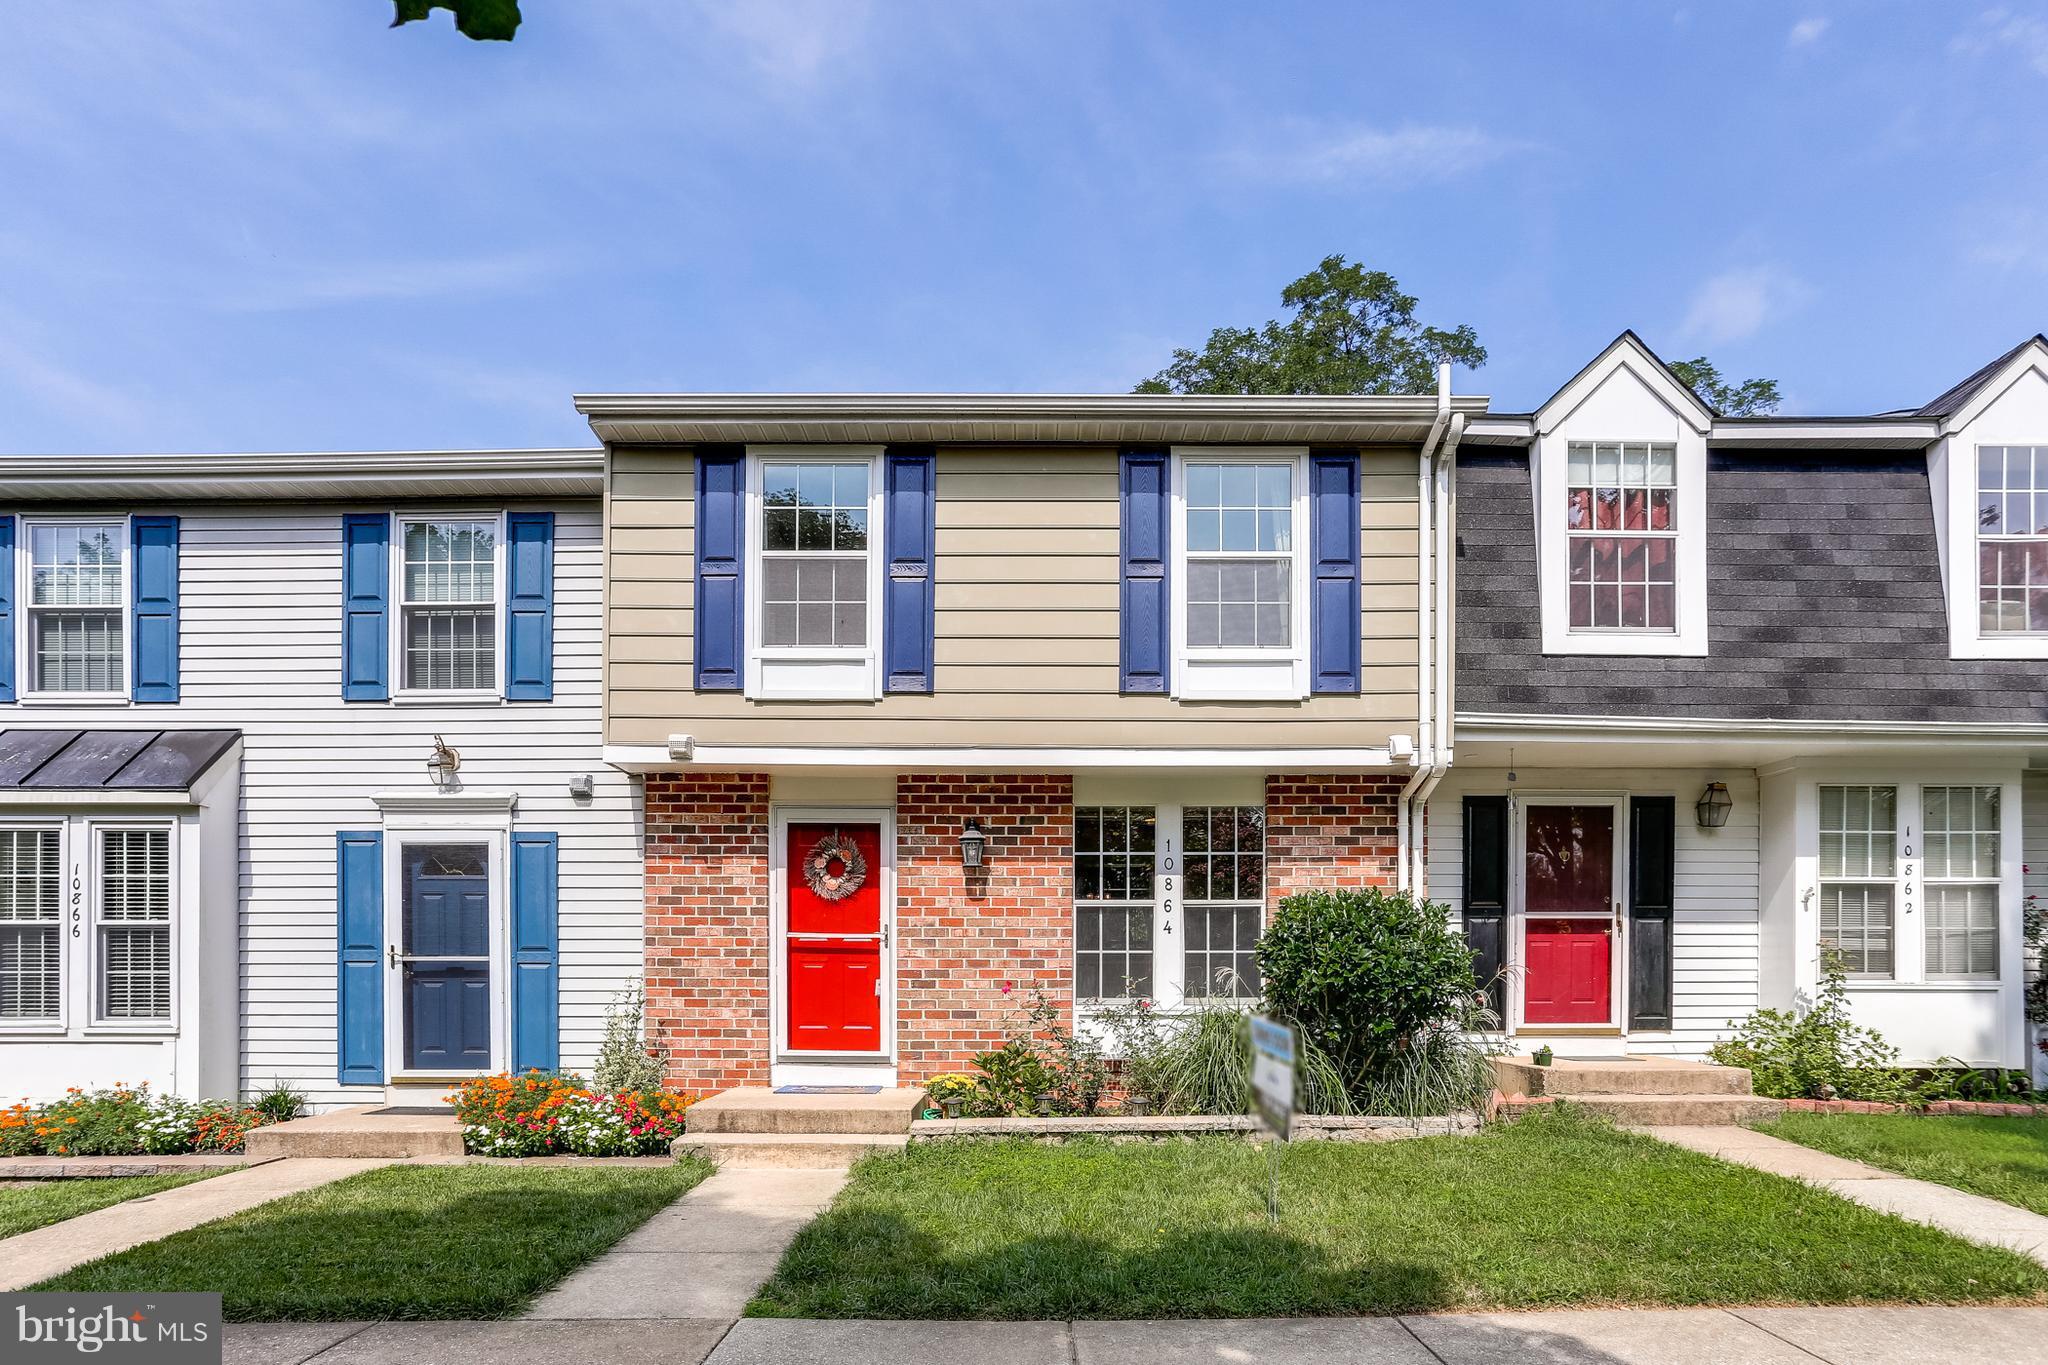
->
[605,743,1403,772]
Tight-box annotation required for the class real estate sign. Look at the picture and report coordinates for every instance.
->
[1248,1014,1296,1138]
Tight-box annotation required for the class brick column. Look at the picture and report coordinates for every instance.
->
[642,772,771,1093]
[1263,773,1404,916]
[895,774,1073,1082]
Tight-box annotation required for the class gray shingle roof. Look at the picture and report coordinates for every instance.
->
[1916,335,2048,418]
[0,730,239,790]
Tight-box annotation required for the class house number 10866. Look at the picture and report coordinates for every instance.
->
[70,870,84,937]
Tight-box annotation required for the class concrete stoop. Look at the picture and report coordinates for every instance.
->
[242,1104,465,1159]
[674,1133,910,1168]
[675,1087,927,1167]
[1491,1055,1782,1126]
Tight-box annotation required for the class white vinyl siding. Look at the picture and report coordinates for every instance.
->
[0,829,61,1021]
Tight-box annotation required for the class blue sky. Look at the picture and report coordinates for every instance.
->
[3,3,2047,452]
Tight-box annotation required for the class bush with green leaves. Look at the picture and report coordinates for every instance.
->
[1709,952,1920,1102]
[1147,1003,1355,1116]
[592,983,666,1096]
[1256,887,1488,1100]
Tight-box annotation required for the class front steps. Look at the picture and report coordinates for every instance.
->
[1492,1055,1783,1126]
[677,1087,927,1167]
[243,1104,464,1159]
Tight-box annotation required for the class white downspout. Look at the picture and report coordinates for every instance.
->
[1408,409,1464,896]
[1397,365,1453,892]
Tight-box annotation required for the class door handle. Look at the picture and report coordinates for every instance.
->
[388,945,398,969]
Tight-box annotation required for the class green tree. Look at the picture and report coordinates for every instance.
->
[392,1,521,41]
[1666,355,1781,417]
[1135,256,1486,395]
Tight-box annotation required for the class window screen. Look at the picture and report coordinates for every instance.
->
[1923,786,1999,979]
[98,829,171,1021]
[1818,785,1895,978]
[1185,463,1293,649]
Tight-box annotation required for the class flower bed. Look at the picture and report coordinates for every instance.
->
[449,1071,693,1157]
[0,1084,294,1158]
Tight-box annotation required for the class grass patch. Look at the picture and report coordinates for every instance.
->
[0,1172,219,1240]
[751,1111,2048,1318]
[1758,1112,2048,1216]
[35,1159,712,1320]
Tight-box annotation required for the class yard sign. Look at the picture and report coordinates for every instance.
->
[1249,1015,1296,1138]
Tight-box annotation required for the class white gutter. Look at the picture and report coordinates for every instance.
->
[1397,365,1455,892]
[1405,408,1465,896]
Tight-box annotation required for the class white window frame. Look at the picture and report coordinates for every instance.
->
[1815,784,1899,982]
[390,510,507,702]
[0,819,69,1035]
[87,820,176,1031]
[1927,341,2048,659]
[16,514,132,704]
[743,445,885,702]
[1169,447,1310,701]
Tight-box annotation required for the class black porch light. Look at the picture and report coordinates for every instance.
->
[958,818,987,868]
[1696,781,1733,829]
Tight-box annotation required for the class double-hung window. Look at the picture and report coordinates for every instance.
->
[0,828,62,1022]
[96,828,171,1022]
[26,519,126,696]
[399,516,499,693]
[1182,805,1264,999]
[1566,442,1676,631]
[1818,786,1896,979]
[1976,445,2048,635]
[1923,786,2000,980]
[1174,451,1308,699]
[748,451,882,699]
[1073,807,1155,1002]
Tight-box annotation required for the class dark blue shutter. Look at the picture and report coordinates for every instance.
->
[694,446,745,691]
[503,511,555,701]
[0,516,14,703]
[1309,450,1361,694]
[130,516,179,702]
[337,830,385,1086]
[341,514,390,701]
[883,446,936,693]
[510,831,560,1075]
[1119,447,1171,694]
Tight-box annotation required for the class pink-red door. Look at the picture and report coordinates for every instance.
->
[786,822,884,1053]
[1522,805,1615,1026]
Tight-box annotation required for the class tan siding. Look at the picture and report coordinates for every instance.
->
[604,443,1424,748]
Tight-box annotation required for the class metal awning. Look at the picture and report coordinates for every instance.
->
[0,729,240,791]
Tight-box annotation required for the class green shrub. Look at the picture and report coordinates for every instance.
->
[1256,887,1485,1098]
[1709,952,1920,1102]
[248,1080,305,1126]
[963,985,1109,1116]
[1352,1019,1498,1118]
[1146,1003,1354,1116]
[592,983,667,1096]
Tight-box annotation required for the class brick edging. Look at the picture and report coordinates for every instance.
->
[1780,1098,2048,1117]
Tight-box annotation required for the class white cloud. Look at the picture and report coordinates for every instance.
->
[1787,17,1829,47]
[675,0,877,90]
[1952,9,2048,76]
[0,334,151,438]
[1226,122,1526,186]
[220,250,572,313]
[1678,267,1812,346]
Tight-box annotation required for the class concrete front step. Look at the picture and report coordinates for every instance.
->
[674,1132,909,1168]
[243,1104,465,1159]
[684,1087,928,1136]
[1493,1055,1754,1098]
[1540,1093,1784,1126]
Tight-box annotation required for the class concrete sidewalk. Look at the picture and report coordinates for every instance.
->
[224,1306,2048,1364]
[1646,1124,2048,1267]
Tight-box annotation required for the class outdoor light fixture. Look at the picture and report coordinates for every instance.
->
[958,818,987,868]
[426,734,461,786]
[1696,781,1733,829]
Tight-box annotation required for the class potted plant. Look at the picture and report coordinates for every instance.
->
[1532,1045,1554,1067]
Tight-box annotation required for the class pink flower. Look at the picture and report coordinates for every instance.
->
[999,982,1013,995]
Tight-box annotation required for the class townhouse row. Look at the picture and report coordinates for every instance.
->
[4,332,2045,1106]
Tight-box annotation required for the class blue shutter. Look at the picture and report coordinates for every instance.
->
[130,516,179,702]
[510,831,560,1075]
[503,512,554,701]
[0,516,14,703]
[1119,447,1171,693]
[341,514,390,701]
[694,446,745,691]
[883,447,936,693]
[1310,450,1362,694]
[337,831,385,1086]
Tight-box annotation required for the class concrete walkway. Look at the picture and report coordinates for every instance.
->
[1647,1124,2048,1267]
[523,1164,848,1320]
[223,1306,2048,1364]
[0,1157,393,1292]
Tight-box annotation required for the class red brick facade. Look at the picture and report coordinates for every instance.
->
[1264,773,1404,913]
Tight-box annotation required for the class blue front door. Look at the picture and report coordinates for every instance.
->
[401,843,492,1071]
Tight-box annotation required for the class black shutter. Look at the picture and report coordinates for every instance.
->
[1629,796,1676,1031]
[1462,796,1509,1020]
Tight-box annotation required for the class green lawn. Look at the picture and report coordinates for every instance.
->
[35,1160,713,1320]
[750,1112,2048,1319]
[1758,1112,2048,1216]
[0,1172,220,1240]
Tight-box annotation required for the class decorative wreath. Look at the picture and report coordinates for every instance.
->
[803,833,869,902]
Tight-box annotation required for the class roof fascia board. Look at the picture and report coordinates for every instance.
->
[1939,342,2048,434]
[1533,333,1714,438]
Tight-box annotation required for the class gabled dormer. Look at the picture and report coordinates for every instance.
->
[1529,332,1714,657]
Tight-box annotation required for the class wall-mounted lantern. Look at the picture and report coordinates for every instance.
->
[426,734,461,787]
[1696,781,1732,829]
[959,818,987,869]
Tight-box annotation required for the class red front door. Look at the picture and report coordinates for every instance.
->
[785,822,884,1053]
[1522,805,1615,1026]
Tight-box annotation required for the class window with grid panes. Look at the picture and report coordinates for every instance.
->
[1818,786,1896,979]
[1923,786,2000,979]
[1073,807,1155,1001]
[97,829,171,1021]
[401,517,497,690]
[1184,463,1294,650]
[0,829,61,1021]
[1976,446,2048,634]
[1566,442,1677,631]
[1182,805,1264,998]
[760,463,870,649]
[27,521,125,694]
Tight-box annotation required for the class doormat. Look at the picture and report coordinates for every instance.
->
[773,1085,882,1095]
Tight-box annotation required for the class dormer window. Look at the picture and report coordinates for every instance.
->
[1976,445,2047,635]
[1566,442,1677,631]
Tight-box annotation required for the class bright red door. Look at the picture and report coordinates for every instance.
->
[786,822,884,1053]
[1522,806,1615,1026]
